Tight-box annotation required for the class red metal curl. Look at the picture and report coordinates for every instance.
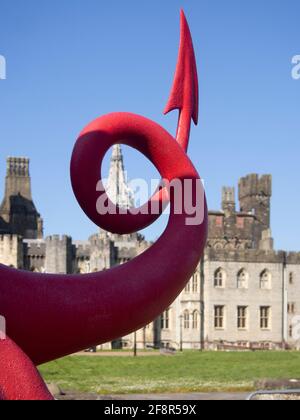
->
[0,10,207,400]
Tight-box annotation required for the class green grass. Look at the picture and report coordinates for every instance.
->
[39,351,300,395]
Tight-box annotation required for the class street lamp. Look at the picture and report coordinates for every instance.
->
[133,331,137,357]
[179,315,183,352]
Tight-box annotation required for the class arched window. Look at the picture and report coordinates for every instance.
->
[260,270,271,290]
[192,274,199,293]
[237,269,248,289]
[214,268,225,288]
[192,311,199,329]
[184,310,190,329]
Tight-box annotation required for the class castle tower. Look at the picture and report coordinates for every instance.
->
[45,235,73,274]
[106,145,134,209]
[89,233,115,272]
[0,157,43,239]
[239,174,272,247]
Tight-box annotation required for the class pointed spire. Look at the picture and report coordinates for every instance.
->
[106,145,134,209]
[111,144,123,163]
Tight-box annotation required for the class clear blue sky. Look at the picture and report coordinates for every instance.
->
[0,0,299,250]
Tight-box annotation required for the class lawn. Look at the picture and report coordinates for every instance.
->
[39,351,300,395]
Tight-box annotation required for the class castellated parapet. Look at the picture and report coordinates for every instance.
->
[23,239,46,272]
[285,252,300,265]
[239,174,272,200]
[205,246,300,265]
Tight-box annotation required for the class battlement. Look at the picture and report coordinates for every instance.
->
[46,235,72,244]
[239,174,272,200]
[285,252,300,265]
[74,241,90,259]
[205,246,300,265]
[89,233,111,247]
[0,234,21,244]
[6,157,30,177]
[23,239,46,256]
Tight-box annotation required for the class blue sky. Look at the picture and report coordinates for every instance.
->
[0,0,299,250]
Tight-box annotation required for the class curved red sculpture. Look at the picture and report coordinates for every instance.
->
[0,10,207,400]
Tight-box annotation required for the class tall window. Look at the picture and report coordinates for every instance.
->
[192,274,199,293]
[260,270,271,289]
[192,311,199,329]
[237,269,248,289]
[289,272,294,285]
[185,281,191,293]
[214,306,225,329]
[184,310,190,329]
[260,306,271,329]
[237,306,248,329]
[214,268,225,288]
[161,309,170,330]
[288,303,296,315]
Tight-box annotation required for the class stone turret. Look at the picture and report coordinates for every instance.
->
[222,187,236,215]
[239,174,272,247]
[5,157,31,199]
[0,157,43,239]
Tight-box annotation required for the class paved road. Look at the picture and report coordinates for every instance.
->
[59,392,249,401]
[108,393,248,401]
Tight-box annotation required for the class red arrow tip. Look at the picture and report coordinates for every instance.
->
[164,10,199,125]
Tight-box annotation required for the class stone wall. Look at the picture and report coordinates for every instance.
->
[0,234,23,269]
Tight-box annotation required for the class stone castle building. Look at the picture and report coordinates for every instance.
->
[0,150,300,350]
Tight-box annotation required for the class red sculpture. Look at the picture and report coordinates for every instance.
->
[0,10,207,400]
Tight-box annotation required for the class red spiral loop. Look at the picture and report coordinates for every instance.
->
[71,112,191,234]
